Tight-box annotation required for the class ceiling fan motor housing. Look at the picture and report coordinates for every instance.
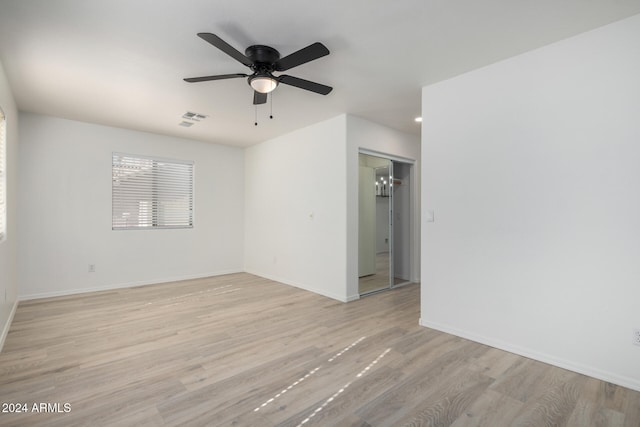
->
[245,45,280,71]
[245,45,281,92]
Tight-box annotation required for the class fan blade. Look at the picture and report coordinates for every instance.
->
[253,91,268,105]
[278,75,332,95]
[275,42,329,71]
[184,73,247,83]
[197,33,253,67]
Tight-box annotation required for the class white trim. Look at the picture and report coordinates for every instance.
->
[112,152,194,230]
[357,149,419,292]
[112,151,194,166]
[245,269,354,303]
[420,319,640,393]
[345,293,360,302]
[0,106,6,242]
[18,268,360,303]
[0,300,18,352]
[358,148,416,165]
[18,269,242,301]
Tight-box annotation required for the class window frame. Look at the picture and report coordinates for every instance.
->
[0,107,6,242]
[111,152,194,231]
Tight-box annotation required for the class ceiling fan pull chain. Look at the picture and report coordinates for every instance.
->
[254,105,258,126]
[270,92,274,119]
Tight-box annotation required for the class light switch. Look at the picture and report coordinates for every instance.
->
[426,210,435,223]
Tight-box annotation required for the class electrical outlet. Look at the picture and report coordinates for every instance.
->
[633,329,640,346]
[88,264,96,273]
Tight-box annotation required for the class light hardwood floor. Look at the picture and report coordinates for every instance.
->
[1,273,639,426]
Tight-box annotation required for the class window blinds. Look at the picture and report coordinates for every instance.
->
[112,153,194,230]
[0,109,6,241]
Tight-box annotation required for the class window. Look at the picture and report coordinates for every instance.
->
[112,153,194,230]
[0,108,6,241]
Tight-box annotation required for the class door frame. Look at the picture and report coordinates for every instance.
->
[358,149,416,295]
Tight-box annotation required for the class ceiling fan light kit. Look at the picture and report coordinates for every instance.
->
[249,74,278,94]
[184,33,332,109]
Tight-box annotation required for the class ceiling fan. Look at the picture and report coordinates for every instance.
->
[184,33,333,105]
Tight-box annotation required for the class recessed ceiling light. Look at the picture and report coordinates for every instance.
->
[414,117,423,123]
[179,121,194,127]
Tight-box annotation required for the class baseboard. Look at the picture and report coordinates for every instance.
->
[419,319,640,393]
[345,293,361,302]
[245,269,351,303]
[0,300,18,352]
[18,269,355,303]
[18,269,243,301]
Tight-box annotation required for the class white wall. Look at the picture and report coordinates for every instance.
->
[245,114,420,302]
[18,113,244,298]
[347,115,421,299]
[0,60,19,350]
[421,14,640,391]
[244,115,349,301]
[12,109,417,307]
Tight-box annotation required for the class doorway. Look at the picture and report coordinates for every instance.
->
[358,152,414,295]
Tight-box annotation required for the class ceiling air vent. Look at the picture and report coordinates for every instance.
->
[179,111,208,128]
[182,111,208,121]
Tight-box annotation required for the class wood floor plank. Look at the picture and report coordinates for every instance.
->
[488,357,552,403]
[275,365,406,427]
[469,347,523,380]
[508,371,585,426]
[567,400,625,427]
[394,368,495,426]
[353,343,491,426]
[0,273,639,426]
[450,389,524,427]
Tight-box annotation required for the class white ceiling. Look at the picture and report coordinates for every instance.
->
[1,0,639,147]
